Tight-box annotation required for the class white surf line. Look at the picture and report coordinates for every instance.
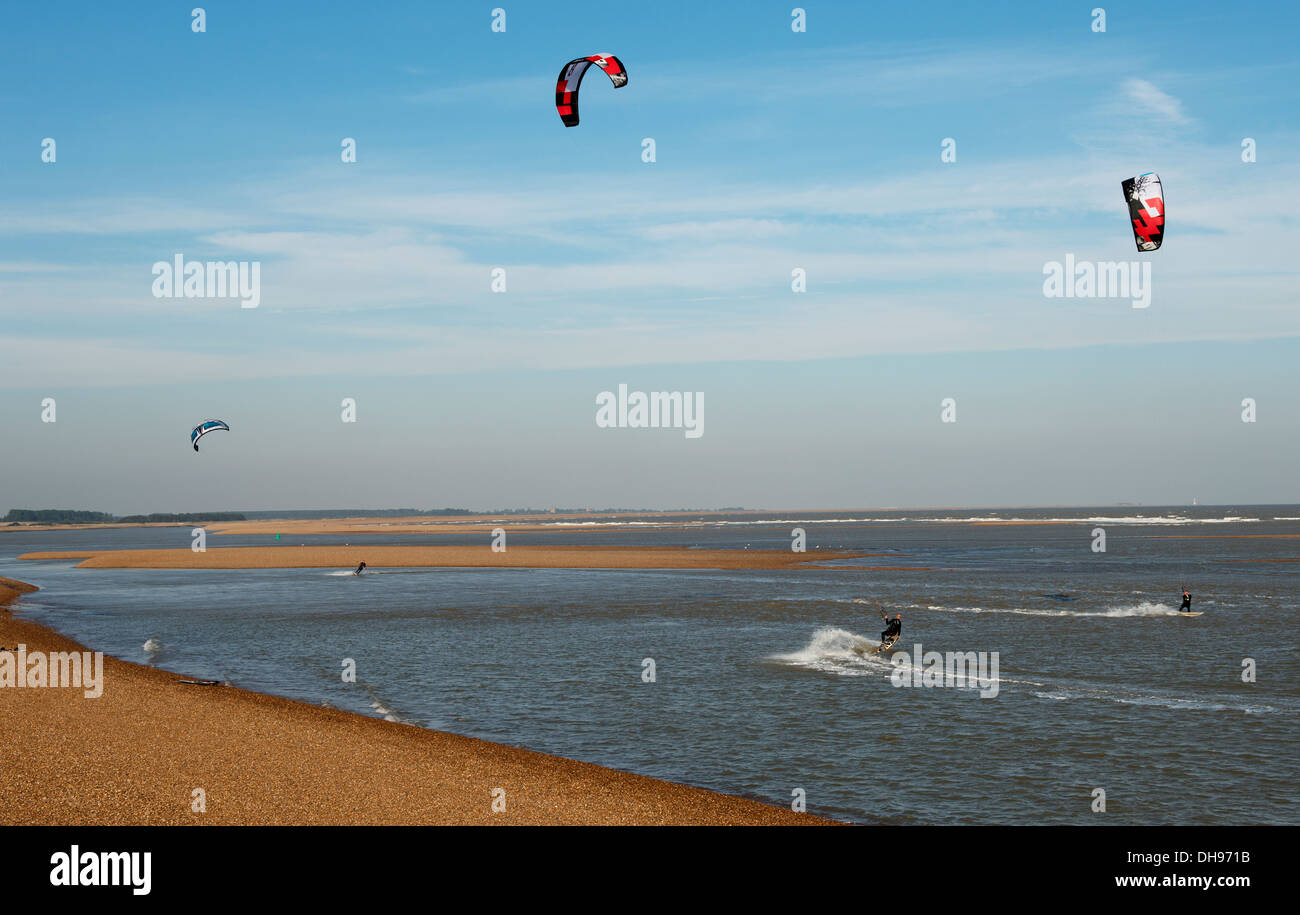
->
[905,601,1183,618]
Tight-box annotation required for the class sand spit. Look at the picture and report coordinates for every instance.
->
[19,544,894,571]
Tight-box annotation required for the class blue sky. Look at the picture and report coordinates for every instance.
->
[1,1,1297,511]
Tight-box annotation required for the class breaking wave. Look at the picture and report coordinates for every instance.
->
[769,627,890,676]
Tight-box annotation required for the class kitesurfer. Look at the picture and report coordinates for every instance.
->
[880,611,902,646]
[354,561,367,576]
[1178,589,1191,612]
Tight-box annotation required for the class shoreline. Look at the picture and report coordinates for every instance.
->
[19,543,923,571]
[5,505,1278,538]
[0,576,837,826]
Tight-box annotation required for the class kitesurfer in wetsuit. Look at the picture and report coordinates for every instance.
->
[1178,589,1191,612]
[880,612,902,646]
[354,561,367,576]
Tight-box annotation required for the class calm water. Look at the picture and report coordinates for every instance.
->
[4,506,1297,824]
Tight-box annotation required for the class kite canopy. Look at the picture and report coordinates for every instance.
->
[1122,173,1165,251]
[191,419,230,452]
[555,54,627,127]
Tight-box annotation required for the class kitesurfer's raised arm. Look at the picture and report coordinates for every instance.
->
[880,613,902,644]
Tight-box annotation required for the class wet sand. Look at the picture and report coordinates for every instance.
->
[0,577,835,825]
[0,576,38,604]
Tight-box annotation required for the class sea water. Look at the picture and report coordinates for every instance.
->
[3,506,1296,824]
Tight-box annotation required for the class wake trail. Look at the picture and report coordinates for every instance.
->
[770,627,1042,688]
[772,629,1275,713]
[896,600,1184,619]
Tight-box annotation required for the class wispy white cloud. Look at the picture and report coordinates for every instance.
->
[1122,78,1192,125]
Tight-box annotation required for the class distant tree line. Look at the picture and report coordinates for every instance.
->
[5,506,744,525]
[239,508,473,519]
[4,509,116,523]
[4,509,246,524]
[488,507,748,514]
[116,512,248,523]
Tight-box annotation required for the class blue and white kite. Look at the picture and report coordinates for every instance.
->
[190,419,230,452]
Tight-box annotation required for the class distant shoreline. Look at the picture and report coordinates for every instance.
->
[6,504,1294,535]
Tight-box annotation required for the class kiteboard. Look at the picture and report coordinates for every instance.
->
[1176,611,1204,617]
[850,636,900,655]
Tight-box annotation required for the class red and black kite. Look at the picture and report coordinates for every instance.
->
[555,54,628,127]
